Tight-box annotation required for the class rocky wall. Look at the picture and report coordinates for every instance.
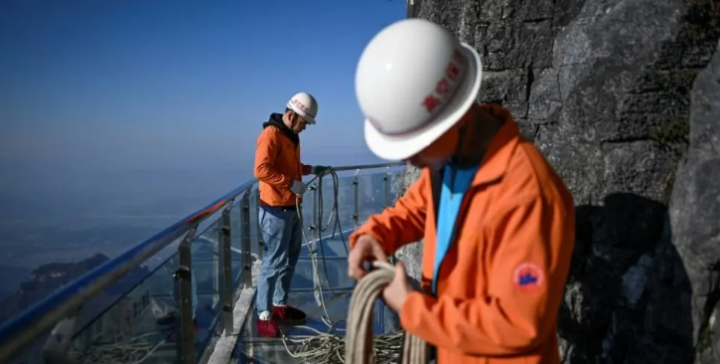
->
[394,0,720,363]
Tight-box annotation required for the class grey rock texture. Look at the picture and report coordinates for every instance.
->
[668,42,720,364]
[394,0,720,363]
[394,166,424,283]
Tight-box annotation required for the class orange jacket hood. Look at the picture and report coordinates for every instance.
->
[254,113,312,207]
[264,113,300,146]
[349,104,575,364]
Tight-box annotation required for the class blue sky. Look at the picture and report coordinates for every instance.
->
[0,0,405,176]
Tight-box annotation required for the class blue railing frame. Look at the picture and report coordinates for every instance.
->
[0,162,404,362]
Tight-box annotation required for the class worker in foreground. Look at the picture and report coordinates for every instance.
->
[348,18,576,364]
[253,92,331,337]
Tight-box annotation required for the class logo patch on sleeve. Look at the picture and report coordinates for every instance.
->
[513,262,544,292]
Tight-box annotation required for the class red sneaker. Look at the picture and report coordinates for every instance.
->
[271,305,307,324]
[257,319,280,337]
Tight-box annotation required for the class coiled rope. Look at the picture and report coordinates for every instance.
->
[294,170,345,328]
[345,261,427,364]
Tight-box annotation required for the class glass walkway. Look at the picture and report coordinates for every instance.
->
[0,163,406,364]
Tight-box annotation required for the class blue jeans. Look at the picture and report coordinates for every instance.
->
[256,205,302,313]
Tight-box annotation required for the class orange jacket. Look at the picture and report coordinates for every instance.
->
[254,114,312,207]
[349,104,575,364]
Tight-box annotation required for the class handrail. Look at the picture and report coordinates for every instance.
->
[0,161,404,362]
[331,162,404,172]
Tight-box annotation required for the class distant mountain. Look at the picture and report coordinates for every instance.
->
[0,253,109,326]
[0,266,31,301]
[0,251,154,331]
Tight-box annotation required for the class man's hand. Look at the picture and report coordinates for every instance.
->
[348,234,388,280]
[382,261,413,312]
[312,165,332,176]
[290,180,308,196]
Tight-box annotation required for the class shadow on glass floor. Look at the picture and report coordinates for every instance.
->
[233,237,398,364]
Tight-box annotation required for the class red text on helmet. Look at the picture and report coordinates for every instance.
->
[292,98,308,113]
[422,49,466,114]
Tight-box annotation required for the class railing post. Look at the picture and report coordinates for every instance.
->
[256,188,264,251]
[213,223,221,309]
[241,190,253,289]
[305,183,317,245]
[352,169,360,230]
[41,314,78,364]
[175,227,197,364]
[382,167,398,264]
[313,178,320,245]
[306,181,318,256]
[219,202,234,333]
[305,183,317,247]
[308,180,323,307]
[383,166,391,208]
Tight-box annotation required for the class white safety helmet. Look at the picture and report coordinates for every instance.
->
[355,18,483,161]
[287,92,319,125]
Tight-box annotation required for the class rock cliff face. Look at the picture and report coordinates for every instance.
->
[669,43,720,364]
[395,0,720,363]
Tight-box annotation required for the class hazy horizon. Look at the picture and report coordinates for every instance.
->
[0,0,406,298]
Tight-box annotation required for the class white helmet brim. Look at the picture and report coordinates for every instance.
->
[364,42,483,161]
[287,95,317,125]
[289,105,316,124]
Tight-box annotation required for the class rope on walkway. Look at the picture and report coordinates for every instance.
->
[345,261,427,364]
[281,326,404,364]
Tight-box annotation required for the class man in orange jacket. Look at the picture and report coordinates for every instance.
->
[348,19,576,363]
[253,92,331,337]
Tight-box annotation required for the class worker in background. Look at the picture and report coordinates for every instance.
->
[253,92,331,337]
[348,18,575,364]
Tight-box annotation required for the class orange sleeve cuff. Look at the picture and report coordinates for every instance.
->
[302,164,313,175]
[399,291,431,336]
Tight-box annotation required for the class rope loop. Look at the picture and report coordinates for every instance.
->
[345,261,428,364]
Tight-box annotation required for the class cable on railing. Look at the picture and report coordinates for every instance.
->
[280,167,409,363]
[292,169,353,328]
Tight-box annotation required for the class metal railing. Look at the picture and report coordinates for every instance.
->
[0,162,404,364]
